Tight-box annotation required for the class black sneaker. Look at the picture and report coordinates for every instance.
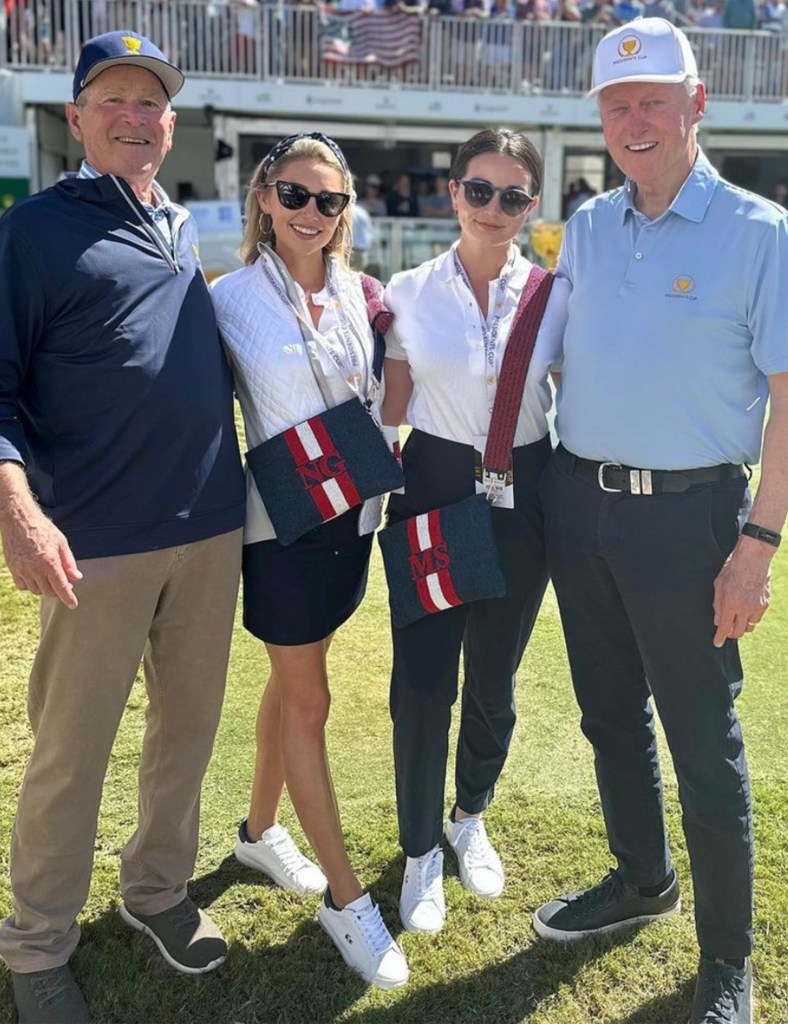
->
[532,868,681,941]
[688,957,753,1024]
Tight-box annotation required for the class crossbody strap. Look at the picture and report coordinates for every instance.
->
[483,264,555,478]
[360,272,393,386]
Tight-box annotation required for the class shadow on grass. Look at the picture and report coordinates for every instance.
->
[0,856,696,1024]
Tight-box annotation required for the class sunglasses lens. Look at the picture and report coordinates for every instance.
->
[316,192,348,217]
[500,189,532,216]
[276,182,310,210]
[463,180,494,208]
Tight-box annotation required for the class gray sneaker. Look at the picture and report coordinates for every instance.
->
[120,897,226,974]
[11,965,90,1024]
[688,957,753,1024]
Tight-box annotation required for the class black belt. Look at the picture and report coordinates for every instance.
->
[556,444,746,495]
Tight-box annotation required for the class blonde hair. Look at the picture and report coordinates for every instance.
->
[240,137,355,267]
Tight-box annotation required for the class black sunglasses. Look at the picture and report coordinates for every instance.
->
[264,179,350,218]
[457,178,535,217]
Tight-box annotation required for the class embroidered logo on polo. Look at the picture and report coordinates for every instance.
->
[406,511,462,615]
[667,275,697,300]
[283,416,361,522]
[613,34,646,65]
[122,36,142,53]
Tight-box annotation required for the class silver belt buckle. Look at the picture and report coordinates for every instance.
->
[598,462,622,492]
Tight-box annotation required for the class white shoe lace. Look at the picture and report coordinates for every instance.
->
[267,830,314,877]
[414,850,443,903]
[458,819,496,870]
[353,901,395,959]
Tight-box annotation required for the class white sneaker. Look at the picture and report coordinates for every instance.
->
[399,846,446,933]
[445,816,504,898]
[234,820,327,894]
[317,892,409,989]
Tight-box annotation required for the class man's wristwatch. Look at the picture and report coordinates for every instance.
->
[741,523,782,549]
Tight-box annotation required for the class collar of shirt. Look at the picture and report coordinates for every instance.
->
[430,240,519,284]
[621,148,719,226]
[77,159,172,215]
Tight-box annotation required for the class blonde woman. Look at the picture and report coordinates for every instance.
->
[211,133,408,989]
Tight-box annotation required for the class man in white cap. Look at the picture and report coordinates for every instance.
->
[0,31,245,1023]
[532,17,787,1024]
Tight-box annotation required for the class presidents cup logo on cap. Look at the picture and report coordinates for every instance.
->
[73,30,185,101]
[617,35,642,59]
[588,17,698,98]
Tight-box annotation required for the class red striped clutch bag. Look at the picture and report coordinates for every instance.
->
[377,494,505,629]
[246,397,405,546]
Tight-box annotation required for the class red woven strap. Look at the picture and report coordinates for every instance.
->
[361,273,394,335]
[483,265,555,475]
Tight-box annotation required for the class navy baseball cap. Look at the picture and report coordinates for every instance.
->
[73,31,185,101]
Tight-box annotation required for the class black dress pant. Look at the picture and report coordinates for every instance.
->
[388,430,551,858]
[539,445,753,959]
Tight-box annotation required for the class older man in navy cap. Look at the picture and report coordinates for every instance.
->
[0,31,245,1023]
[532,18,788,1024]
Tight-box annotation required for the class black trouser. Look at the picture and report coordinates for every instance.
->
[388,430,551,858]
[539,445,754,959]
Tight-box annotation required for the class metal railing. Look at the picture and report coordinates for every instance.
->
[2,1,786,102]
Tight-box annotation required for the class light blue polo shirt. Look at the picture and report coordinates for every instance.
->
[555,151,788,469]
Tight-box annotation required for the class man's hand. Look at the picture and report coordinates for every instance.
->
[0,463,82,609]
[712,539,772,647]
[1,506,82,608]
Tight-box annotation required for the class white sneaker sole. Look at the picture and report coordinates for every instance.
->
[234,841,326,894]
[119,902,226,975]
[532,899,681,942]
[317,911,409,990]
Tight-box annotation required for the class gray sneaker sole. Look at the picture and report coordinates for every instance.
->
[119,903,226,975]
[317,908,409,990]
[234,840,326,894]
[532,898,681,942]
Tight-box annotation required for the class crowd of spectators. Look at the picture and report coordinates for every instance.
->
[357,172,455,218]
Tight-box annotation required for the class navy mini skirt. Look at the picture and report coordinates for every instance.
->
[242,508,373,646]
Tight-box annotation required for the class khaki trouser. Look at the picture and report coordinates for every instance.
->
[0,528,242,973]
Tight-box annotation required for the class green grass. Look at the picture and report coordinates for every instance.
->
[1,529,786,1022]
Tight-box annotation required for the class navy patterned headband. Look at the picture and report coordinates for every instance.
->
[260,132,350,180]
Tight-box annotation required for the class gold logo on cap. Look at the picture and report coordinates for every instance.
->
[671,276,695,294]
[122,36,142,53]
[617,36,642,58]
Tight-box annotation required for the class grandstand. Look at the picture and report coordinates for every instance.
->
[1,0,786,274]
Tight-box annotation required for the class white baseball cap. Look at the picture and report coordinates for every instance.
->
[588,17,698,99]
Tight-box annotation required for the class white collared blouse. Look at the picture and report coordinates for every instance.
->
[384,243,569,446]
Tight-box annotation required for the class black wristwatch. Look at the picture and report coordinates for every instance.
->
[741,523,782,549]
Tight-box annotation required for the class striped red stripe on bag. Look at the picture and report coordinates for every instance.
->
[406,510,463,615]
[283,415,362,522]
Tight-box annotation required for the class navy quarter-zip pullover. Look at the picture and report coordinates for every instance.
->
[0,174,245,558]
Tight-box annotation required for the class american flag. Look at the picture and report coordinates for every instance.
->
[319,8,423,68]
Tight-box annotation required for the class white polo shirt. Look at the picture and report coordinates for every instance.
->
[212,252,382,543]
[383,243,570,446]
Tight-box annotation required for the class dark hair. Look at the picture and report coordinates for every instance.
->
[449,128,544,196]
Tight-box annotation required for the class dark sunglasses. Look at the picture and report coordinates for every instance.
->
[264,179,350,218]
[457,178,535,217]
